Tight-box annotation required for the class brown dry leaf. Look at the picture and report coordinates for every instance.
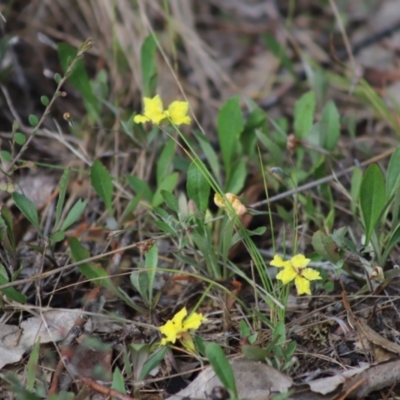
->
[167,359,293,400]
[0,310,92,369]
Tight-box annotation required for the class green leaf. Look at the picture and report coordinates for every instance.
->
[152,172,179,207]
[28,114,39,127]
[130,270,149,304]
[360,164,386,245]
[193,131,221,183]
[350,166,362,214]
[217,96,244,176]
[0,264,27,303]
[58,43,100,120]
[154,220,176,235]
[186,162,210,212]
[311,230,341,263]
[225,158,246,194]
[263,33,296,78]
[12,192,40,232]
[1,207,15,250]
[0,150,12,161]
[145,243,158,306]
[294,91,316,139]
[54,73,62,84]
[383,222,400,262]
[320,101,340,151]
[141,35,158,97]
[60,199,87,232]
[14,132,26,145]
[111,367,125,394]
[126,175,153,202]
[205,343,238,399]
[27,338,40,391]
[90,160,113,216]
[161,190,179,213]
[69,237,110,285]
[156,138,175,184]
[386,147,400,197]
[139,346,168,380]
[40,95,49,106]
[49,231,65,243]
[54,169,71,230]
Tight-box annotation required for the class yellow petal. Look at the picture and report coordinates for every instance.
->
[133,114,150,124]
[301,268,321,281]
[143,95,165,124]
[226,193,246,216]
[214,193,225,209]
[183,312,207,331]
[270,255,291,269]
[166,101,191,125]
[290,254,310,269]
[294,275,311,295]
[159,320,178,344]
[276,267,297,285]
[171,307,187,328]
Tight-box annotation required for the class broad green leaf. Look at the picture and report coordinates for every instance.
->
[60,199,87,232]
[69,237,109,285]
[49,231,65,243]
[294,91,316,139]
[139,346,168,380]
[126,175,153,202]
[161,190,179,213]
[383,222,400,262]
[111,367,125,394]
[386,147,400,197]
[130,270,149,304]
[193,131,221,183]
[152,172,179,207]
[55,169,71,230]
[40,95,49,106]
[28,114,38,126]
[320,101,340,151]
[141,35,158,97]
[217,96,244,176]
[1,207,15,250]
[12,192,40,232]
[145,243,158,306]
[350,166,362,214]
[156,138,175,184]
[186,162,210,212]
[263,33,296,78]
[360,164,386,245]
[14,132,26,145]
[311,230,341,263]
[1,150,12,161]
[58,43,100,120]
[0,264,27,303]
[205,343,238,398]
[27,338,40,391]
[225,158,246,194]
[90,160,113,216]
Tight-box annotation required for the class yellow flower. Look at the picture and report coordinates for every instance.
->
[134,95,165,124]
[133,95,191,126]
[159,307,207,352]
[271,254,321,295]
[165,101,191,125]
[214,193,247,216]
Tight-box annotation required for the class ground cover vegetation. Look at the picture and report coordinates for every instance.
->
[1,1,400,399]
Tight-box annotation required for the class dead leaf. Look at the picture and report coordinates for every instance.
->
[167,359,293,400]
[0,310,92,370]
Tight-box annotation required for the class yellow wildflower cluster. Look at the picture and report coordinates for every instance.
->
[214,193,247,216]
[134,95,191,126]
[159,307,207,352]
[271,254,321,295]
